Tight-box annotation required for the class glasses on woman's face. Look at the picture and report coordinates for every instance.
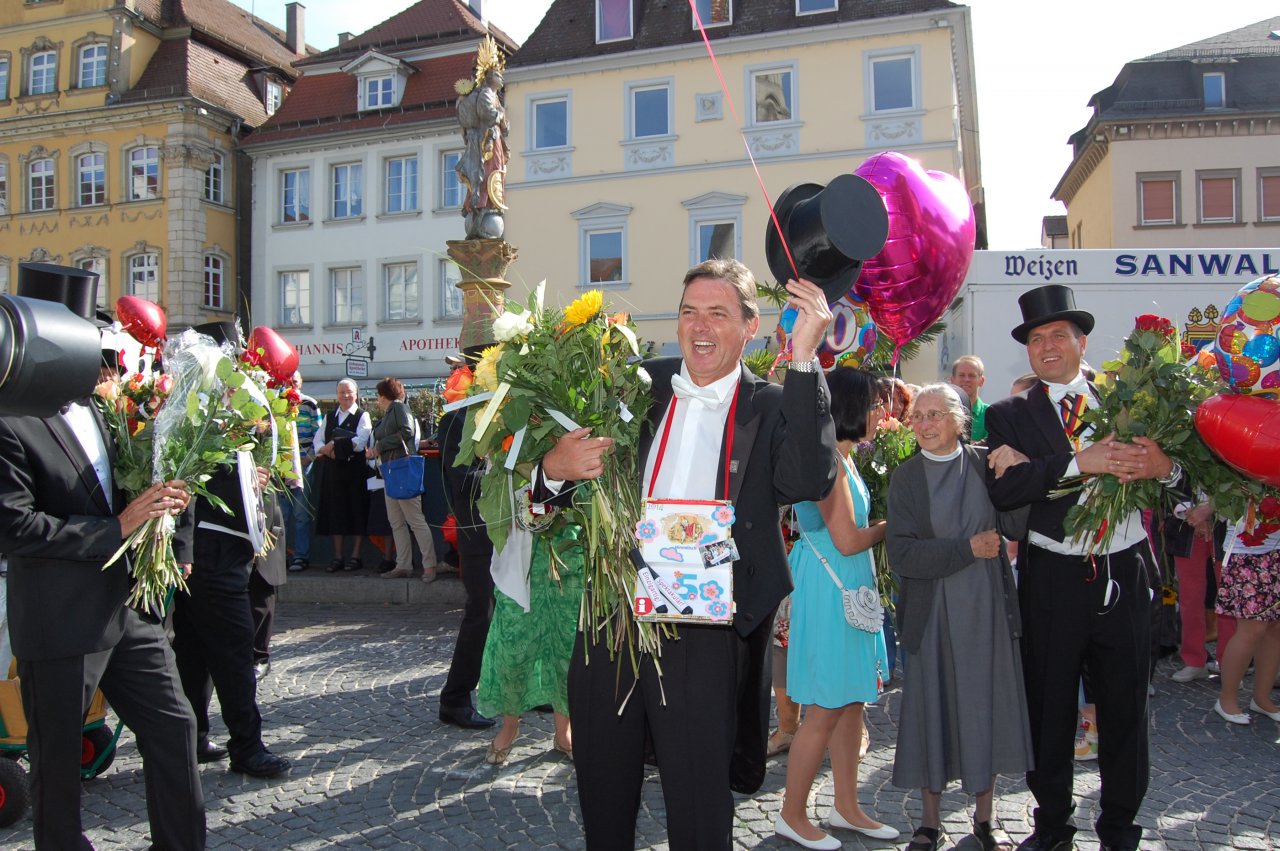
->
[913,409,950,423]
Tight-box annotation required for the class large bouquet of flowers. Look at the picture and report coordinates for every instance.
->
[853,414,916,605]
[454,284,655,656]
[1055,314,1279,555]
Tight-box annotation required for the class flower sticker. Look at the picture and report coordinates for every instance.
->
[635,520,659,542]
[708,600,728,619]
[712,504,735,527]
[699,580,724,601]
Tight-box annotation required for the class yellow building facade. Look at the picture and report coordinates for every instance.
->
[0,0,302,327]
[504,0,981,382]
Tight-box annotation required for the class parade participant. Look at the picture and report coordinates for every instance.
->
[0,263,205,849]
[314,379,372,572]
[985,285,1182,851]
[540,259,838,850]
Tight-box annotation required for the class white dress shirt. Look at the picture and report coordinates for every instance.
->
[61,401,113,511]
[642,365,739,501]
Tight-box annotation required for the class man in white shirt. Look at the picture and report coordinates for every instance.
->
[985,285,1182,851]
[541,259,838,850]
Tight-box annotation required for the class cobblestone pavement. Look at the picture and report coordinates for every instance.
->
[2,595,1276,849]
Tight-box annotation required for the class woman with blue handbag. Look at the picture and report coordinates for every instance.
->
[367,377,440,582]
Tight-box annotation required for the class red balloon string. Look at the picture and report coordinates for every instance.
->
[687,0,799,284]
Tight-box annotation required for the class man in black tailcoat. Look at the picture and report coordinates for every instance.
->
[984,285,1183,851]
[540,259,837,850]
[0,263,205,849]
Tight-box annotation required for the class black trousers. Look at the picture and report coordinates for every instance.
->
[1019,542,1152,849]
[248,569,276,665]
[438,534,494,711]
[19,609,206,850]
[568,619,768,851]
[172,533,264,763]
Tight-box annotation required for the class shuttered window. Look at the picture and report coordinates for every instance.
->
[1199,175,1236,223]
[1139,177,1176,225]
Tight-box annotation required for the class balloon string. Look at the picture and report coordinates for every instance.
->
[687,0,799,284]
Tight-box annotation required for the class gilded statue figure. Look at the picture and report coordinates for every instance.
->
[455,36,508,240]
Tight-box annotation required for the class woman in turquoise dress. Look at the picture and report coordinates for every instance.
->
[776,367,899,851]
[476,520,584,764]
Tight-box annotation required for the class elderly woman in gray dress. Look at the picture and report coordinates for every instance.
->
[885,383,1032,851]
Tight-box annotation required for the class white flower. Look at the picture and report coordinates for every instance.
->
[493,309,535,342]
[636,367,652,386]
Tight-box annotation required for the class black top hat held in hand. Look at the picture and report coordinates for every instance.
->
[1011,284,1095,344]
[17,262,111,327]
[764,173,889,305]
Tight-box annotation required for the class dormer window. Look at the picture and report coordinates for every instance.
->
[265,80,283,115]
[1203,72,1225,109]
[597,0,633,43]
[343,51,413,112]
[692,0,731,27]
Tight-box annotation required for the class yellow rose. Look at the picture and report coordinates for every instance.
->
[564,290,603,328]
[474,344,502,391]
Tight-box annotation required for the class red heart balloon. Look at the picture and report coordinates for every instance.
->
[1195,393,1280,486]
[246,326,300,384]
[853,152,975,360]
[116,296,167,348]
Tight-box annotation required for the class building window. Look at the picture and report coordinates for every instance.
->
[78,43,107,88]
[696,220,736,262]
[281,168,310,223]
[265,80,283,115]
[280,270,310,325]
[331,162,363,219]
[532,96,568,149]
[1203,72,1225,109]
[439,259,463,321]
[204,152,224,204]
[203,254,224,310]
[78,256,108,308]
[439,150,463,210]
[362,75,394,109]
[330,267,364,324]
[692,0,731,26]
[77,152,105,206]
[750,67,794,124]
[128,146,159,201]
[28,158,55,212]
[629,84,670,138]
[1197,170,1239,224]
[0,260,7,295]
[1138,173,1179,226]
[870,54,915,112]
[1260,169,1280,222]
[597,0,633,42]
[0,159,7,215]
[0,56,9,99]
[385,156,418,213]
[796,0,837,13]
[28,50,56,96]
[128,253,160,301]
[586,230,624,283]
[384,262,419,321]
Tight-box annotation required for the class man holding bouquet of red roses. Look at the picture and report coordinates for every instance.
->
[984,285,1183,851]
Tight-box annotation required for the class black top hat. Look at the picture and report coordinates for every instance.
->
[192,320,242,348]
[1011,285,1095,344]
[17,262,111,326]
[764,173,889,305]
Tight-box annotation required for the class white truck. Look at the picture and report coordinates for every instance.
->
[926,248,1280,397]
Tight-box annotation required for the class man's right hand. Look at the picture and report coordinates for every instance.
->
[119,480,189,537]
[542,427,614,482]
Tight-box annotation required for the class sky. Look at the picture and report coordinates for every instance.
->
[245,0,1280,250]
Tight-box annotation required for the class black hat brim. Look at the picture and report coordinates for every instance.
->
[766,183,866,305]
[1011,310,1095,344]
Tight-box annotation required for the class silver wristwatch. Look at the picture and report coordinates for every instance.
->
[789,357,818,373]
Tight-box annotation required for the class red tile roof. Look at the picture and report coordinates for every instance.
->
[122,37,279,126]
[244,51,476,146]
[139,0,307,72]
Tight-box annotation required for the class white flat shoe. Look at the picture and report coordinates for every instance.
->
[1214,699,1251,725]
[775,815,841,850]
[828,808,900,840]
[1248,699,1280,722]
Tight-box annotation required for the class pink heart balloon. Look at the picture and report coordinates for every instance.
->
[115,295,168,348]
[853,152,975,361]
[247,326,300,385]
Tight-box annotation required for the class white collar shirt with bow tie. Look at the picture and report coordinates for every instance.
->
[642,364,739,501]
[1029,371,1147,556]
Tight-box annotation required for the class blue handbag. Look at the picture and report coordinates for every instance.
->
[380,452,425,500]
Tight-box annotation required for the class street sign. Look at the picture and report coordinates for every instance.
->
[345,358,369,379]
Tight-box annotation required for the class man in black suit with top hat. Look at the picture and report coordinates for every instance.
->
[984,285,1183,851]
[0,262,206,849]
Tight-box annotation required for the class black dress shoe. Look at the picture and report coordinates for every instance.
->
[254,660,271,680]
[195,738,228,764]
[438,705,496,729]
[1016,834,1074,851]
[229,749,291,778]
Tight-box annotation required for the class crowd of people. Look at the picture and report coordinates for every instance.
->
[2,259,1277,851]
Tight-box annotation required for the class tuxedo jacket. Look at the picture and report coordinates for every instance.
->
[0,409,190,661]
[557,357,838,638]
[983,382,1089,542]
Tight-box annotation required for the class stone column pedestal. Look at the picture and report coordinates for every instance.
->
[446,238,518,351]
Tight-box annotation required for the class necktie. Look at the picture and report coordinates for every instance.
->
[1059,393,1088,442]
[670,373,721,407]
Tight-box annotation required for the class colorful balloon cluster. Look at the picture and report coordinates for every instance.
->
[1210,275,1280,398]
[820,293,877,369]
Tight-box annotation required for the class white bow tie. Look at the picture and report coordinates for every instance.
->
[670,373,722,407]
[1045,375,1090,405]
